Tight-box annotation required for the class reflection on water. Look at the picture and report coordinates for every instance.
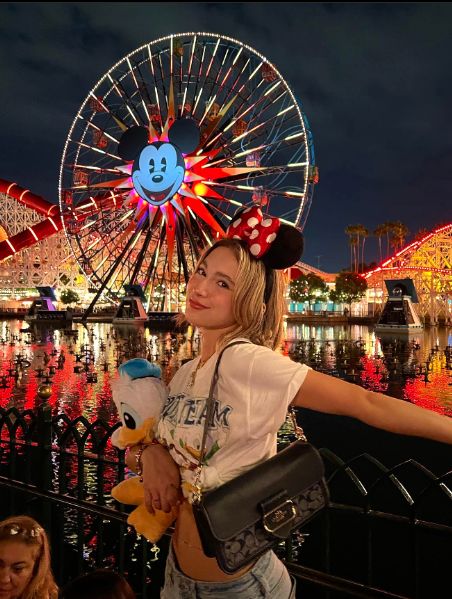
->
[0,320,199,424]
[0,320,450,418]
[285,322,452,415]
[0,319,450,580]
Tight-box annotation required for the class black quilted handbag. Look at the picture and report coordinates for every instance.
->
[192,342,329,574]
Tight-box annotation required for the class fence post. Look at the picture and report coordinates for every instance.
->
[36,387,53,531]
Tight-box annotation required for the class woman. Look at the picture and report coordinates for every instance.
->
[0,515,58,599]
[127,207,452,598]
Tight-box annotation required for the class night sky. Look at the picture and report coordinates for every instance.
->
[1,2,451,272]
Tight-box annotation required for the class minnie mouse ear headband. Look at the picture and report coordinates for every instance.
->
[226,206,303,270]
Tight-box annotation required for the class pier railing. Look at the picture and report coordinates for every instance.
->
[0,403,450,599]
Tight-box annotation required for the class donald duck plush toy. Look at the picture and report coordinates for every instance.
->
[110,358,178,542]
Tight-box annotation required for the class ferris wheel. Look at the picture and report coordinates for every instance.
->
[59,32,318,311]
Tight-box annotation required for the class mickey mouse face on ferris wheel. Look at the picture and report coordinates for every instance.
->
[117,118,200,206]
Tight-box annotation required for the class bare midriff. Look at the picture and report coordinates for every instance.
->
[172,500,255,582]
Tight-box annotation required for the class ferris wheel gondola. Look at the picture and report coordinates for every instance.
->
[59,32,317,312]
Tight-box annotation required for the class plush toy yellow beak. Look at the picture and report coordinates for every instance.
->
[116,416,157,448]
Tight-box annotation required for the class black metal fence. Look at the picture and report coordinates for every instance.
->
[0,402,450,599]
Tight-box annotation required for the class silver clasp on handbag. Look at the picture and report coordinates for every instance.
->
[263,499,297,534]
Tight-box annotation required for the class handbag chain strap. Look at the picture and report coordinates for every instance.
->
[191,341,307,503]
[289,407,308,442]
[192,341,248,503]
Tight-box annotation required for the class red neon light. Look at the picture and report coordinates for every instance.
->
[365,223,452,278]
[0,178,58,216]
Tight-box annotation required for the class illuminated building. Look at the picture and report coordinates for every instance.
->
[365,224,452,324]
[0,181,90,309]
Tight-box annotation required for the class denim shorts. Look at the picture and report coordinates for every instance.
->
[160,544,296,598]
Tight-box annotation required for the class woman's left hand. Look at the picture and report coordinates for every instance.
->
[141,444,183,514]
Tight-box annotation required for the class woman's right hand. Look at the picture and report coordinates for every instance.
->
[140,444,182,514]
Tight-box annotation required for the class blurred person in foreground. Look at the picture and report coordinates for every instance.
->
[61,569,135,599]
[0,515,58,599]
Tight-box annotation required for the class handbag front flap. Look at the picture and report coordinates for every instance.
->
[199,441,326,540]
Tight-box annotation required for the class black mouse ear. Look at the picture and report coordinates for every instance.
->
[262,224,304,269]
[118,126,149,161]
[168,118,200,155]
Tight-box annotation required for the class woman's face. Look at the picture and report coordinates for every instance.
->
[0,540,36,599]
[185,246,239,333]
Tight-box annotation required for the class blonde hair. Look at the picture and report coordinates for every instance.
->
[181,238,287,350]
[0,515,58,599]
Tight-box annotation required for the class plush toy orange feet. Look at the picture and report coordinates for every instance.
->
[111,476,177,542]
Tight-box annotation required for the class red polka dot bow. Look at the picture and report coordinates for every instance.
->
[226,207,281,259]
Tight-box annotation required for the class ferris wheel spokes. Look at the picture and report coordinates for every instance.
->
[60,33,316,308]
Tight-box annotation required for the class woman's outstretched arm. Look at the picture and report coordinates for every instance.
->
[291,369,452,445]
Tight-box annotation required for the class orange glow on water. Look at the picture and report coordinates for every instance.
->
[404,372,451,416]
[359,356,389,393]
[404,353,452,416]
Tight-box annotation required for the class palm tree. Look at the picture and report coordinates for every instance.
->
[345,225,359,272]
[355,224,369,272]
[373,223,387,265]
[345,224,368,272]
[391,221,409,253]
[383,221,395,259]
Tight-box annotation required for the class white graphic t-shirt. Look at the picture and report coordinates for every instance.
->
[157,340,310,502]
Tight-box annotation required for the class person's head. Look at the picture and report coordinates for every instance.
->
[0,515,57,599]
[61,569,135,599]
[184,207,304,350]
[185,239,286,349]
